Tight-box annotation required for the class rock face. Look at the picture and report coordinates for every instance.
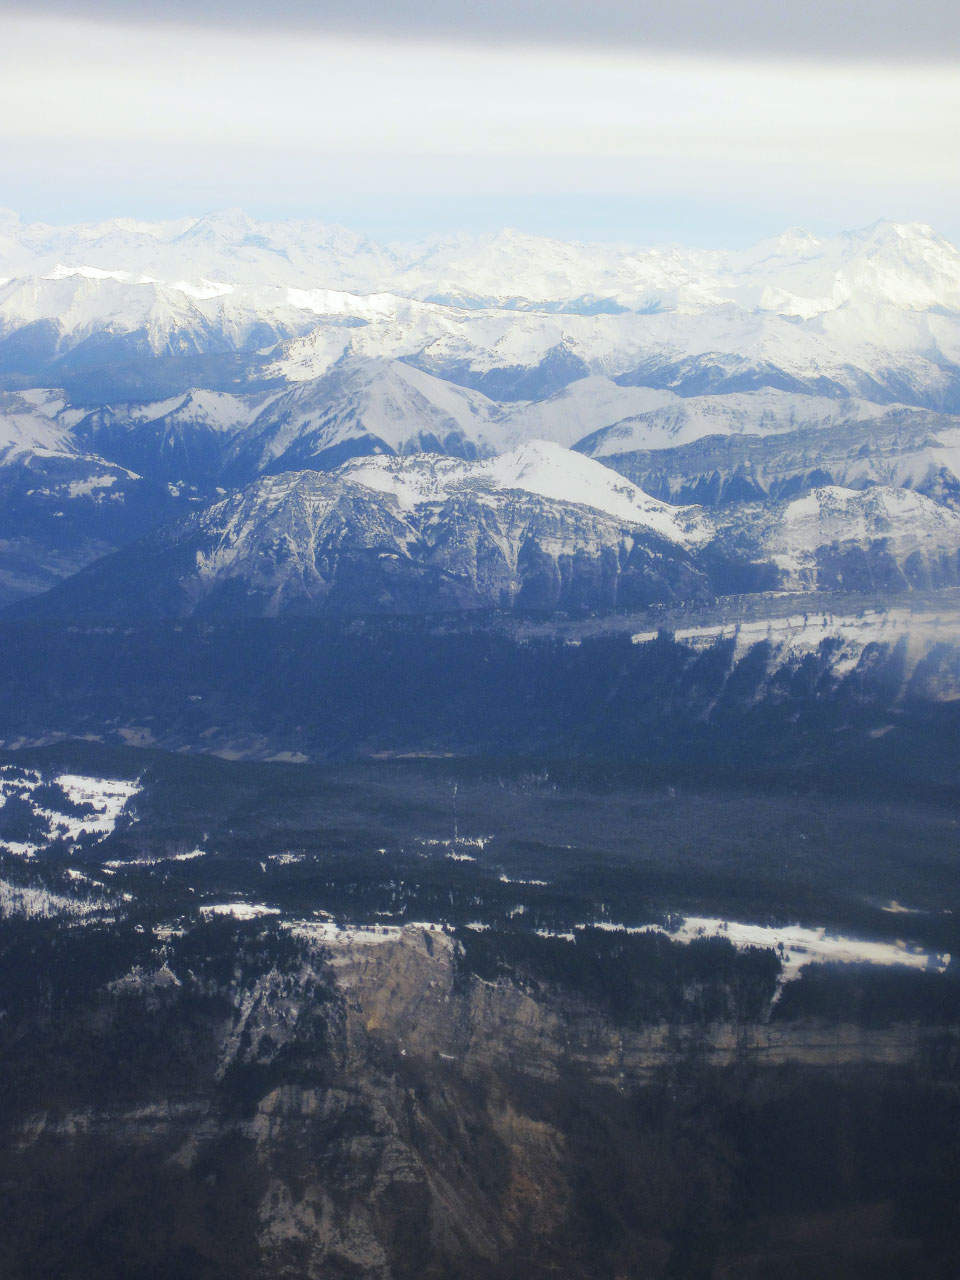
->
[14,442,960,619]
[4,922,956,1280]
[12,447,717,619]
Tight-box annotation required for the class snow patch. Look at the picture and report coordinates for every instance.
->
[654,915,948,984]
[0,877,109,919]
[630,603,960,678]
[199,902,280,920]
[0,769,141,855]
[66,473,118,498]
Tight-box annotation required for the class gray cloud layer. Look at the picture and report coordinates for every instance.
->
[2,0,958,60]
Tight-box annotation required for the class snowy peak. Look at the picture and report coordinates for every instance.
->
[747,220,960,317]
[752,228,823,261]
[780,482,960,545]
[21,446,718,620]
[3,211,959,316]
[234,355,508,475]
[0,272,213,347]
[479,441,698,541]
[340,440,704,545]
[0,388,80,459]
[708,480,960,593]
[105,387,264,433]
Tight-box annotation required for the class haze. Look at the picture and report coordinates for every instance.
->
[1,1,958,246]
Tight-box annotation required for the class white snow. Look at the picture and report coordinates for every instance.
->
[103,848,205,869]
[631,602,960,677]
[284,920,448,951]
[4,214,957,318]
[693,484,960,592]
[66,474,118,498]
[199,902,280,919]
[503,380,922,454]
[0,389,78,459]
[649,916,949,984]
[484,442,705,540]
[55,775,141,837]
[170,277,234,300]
[2,215,960,438]
[240,356,507,468]
[0,769,141,855]
[45,263,158,285]
[532,914,950,990]
[0,877,109,919]
[342,442,705,545]
[87,388,269,442]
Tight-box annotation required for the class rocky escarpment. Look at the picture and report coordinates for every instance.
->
[4,921,957,1280]
[329,925,932,1082]
[4,597,960,782]
[13,438,960,622]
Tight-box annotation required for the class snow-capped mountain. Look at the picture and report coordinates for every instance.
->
[4,211,959,316]
[397,220,960,315]
[228,356,510,478]
[0,273,336,381]
[4,210,960,617]
[514,380,924,453]
[3,214,960,406]
[265,293,960,409]
[73,388,275,487]
[0,387,81,461]
[10,445,719,619]
[597,411,960,509]
[0,386,209,604]
[0,209,398,295]
[339,442,706,544]
[714,485,960,593]
[15,442,958,622]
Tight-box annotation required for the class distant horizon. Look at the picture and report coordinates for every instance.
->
[3,205,957,255]
[2,7,957,253]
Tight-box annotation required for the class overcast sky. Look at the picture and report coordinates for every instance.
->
[4,0,959,60]
[1,2,958,245]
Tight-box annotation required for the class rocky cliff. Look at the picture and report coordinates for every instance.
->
[4,921,957,1279]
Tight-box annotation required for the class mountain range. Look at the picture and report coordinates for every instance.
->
[3,211,960,619]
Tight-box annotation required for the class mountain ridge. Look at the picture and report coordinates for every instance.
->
[5,211,960,617]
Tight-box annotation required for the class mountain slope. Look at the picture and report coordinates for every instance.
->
[597,412,960,508]
[5,211,960,616]
[16,440,960,621]
[228,356,509,478]
[713,485,960,592]
[11,445,715,619]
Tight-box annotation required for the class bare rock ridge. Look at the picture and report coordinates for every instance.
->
[11,443,960,620]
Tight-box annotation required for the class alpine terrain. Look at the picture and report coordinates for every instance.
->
[3,212,960,1280]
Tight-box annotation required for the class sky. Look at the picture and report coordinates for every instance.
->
[1,1,959,246]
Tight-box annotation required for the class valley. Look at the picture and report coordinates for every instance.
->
[1,743,959,1277]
